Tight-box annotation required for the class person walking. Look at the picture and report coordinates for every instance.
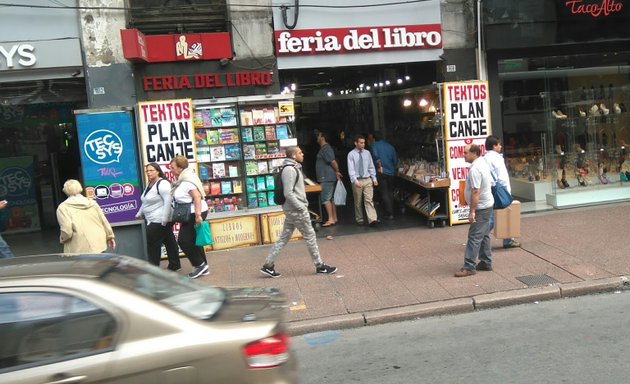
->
[137,162,181,270]
[484,135,521,248]
[369,132,398,220]
[169,155,209,279]
[347,135,379,226]
[56,179,116,253]
[315,132,342,227]
[260,146,337,278]
[0,200,16,259]
[455,144,494,277]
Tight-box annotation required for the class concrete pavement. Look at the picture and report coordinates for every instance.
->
[200,202,630,335]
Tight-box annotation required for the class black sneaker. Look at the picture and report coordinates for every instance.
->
[316,263,337,275]
[188,262,209,279]
[475,262,493,271]
[260,265,281,278]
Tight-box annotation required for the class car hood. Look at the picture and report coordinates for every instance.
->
[212,287,287,323]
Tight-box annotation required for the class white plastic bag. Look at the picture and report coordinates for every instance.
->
[333,180,347,206]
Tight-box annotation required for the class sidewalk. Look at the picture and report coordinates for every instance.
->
[201,201,630,334]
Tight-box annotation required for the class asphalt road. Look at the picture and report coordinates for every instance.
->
[293,291,630,384]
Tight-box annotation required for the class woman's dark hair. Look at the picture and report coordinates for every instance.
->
[146,162,167,179]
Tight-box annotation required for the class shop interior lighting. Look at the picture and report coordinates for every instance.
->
[385,80,391,85]
[405,75,411,80]
[327,91,333,97]
[397,78,403,84]
[403,98,412,107]
[419,98,429,107]
[290,83,296,91]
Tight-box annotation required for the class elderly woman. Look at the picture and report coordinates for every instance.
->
[170,155,209,279]
[56,179,116,253]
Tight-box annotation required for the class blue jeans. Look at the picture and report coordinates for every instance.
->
[0,234,15,259]
[463,207,493,271]
[488,213,515,247]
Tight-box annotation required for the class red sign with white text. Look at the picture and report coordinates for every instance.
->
[274,24,442,56]
[121,29,232,63]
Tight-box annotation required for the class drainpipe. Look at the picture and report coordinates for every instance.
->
[477,0,487,80]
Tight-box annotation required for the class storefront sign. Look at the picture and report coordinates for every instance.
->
[137,99,197,179]
[0,39,82,72]
[121,29,232,63]
[0,156,41,234]
[142,72,273,92]
[209,216,260,250]
[564,0,623,17]
[275,24,442,56]
[442,81,491,226]
[261,212,302,244]
[76,111,142,224]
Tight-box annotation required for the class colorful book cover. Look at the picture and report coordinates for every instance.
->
[232,180,243,194]
[211,109,223,127]
[240,110,253,126]
[193,111,204,128]
[245,161,258,176]
[265,125,276,140]
[253,126,265,142]
[210,146,225,161]
[196,147,210,162]
[267,141,279,155]
[258,192,268,207]
[219,128,239,144]
[195,129,208,146]
[212,163,226,178]
[267,191,276,206]
[275,124,289,139]
[255,142,267,156]
[201,110,212,127]
[265,175,275,190]
[248,193,258,208]
[263,109,276,124]
[246,177,256,192]
[256,176,267,191]
[220,107,237,126]
[199,164,209,179]
[252,109,264,124]
[210,182,221,196]
[257,160,269,174]
[241,127,253,142]
[207,129,220,145]
[224,144,241,160]
[243,144,256,160]
[269,158,284,172]
[221,181,232,195]
[228,164,239,178]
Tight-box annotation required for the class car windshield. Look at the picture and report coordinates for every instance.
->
[99,257,225,320]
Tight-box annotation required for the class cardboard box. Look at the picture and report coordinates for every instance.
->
[493,200,521,239]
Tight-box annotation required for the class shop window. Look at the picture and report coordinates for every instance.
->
[0,292,117,371]
[127,0,228,35]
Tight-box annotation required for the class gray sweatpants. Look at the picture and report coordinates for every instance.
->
[265,210,323,266]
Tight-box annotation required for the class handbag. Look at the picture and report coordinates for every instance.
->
[489,171,513,209]
[333,180,347,206]
[195,221,213,246]
[170,201,192,223]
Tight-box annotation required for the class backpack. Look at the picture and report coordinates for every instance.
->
[273,165,298,205]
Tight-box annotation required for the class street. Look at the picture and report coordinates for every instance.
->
[293,291,630,384]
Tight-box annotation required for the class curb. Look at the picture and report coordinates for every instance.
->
[286,276,630,336]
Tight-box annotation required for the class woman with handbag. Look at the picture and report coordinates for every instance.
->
[136,163,180,270]
[169,155,209,279]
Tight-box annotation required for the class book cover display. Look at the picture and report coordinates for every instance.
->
[193,98,295,212]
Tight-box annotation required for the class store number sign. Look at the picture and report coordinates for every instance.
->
[442,81,491,225]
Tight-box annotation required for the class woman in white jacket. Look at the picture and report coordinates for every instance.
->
[56,179,115,253]
[136,163,180,269]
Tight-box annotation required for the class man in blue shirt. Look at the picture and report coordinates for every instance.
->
[347,135,379,226]
[369,133,398,220]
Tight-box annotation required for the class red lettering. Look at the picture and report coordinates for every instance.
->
[565,0,623,17]
[446,84,487,101]
[250,71,261,85]
[162,76,173,90]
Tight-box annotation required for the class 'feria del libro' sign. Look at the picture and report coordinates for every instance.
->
[275,24,442,55]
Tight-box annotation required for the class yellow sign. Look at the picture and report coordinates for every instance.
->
[278,100,294,117]
[260,211,302,244]
[208,216,260,250]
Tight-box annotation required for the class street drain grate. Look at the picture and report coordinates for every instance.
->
[516,274,559,287]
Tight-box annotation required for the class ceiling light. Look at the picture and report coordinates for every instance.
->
[405,75,411,81]
[327,91,333,97]
[385,80,391,85]
[397,79,403,84]
[403,99,412,107]
[366,86,371,91]
[419,98,428,107]
[290,83,296,91]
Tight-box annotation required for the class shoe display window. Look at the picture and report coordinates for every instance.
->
[498,52,630,206]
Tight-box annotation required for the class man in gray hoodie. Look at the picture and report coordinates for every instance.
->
[261,146,337,278]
